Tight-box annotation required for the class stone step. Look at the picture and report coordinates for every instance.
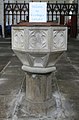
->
[0,37,11,48]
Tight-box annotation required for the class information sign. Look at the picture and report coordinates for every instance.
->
[29,2,47,22]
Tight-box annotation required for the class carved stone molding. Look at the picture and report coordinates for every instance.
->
[28,53,49,67]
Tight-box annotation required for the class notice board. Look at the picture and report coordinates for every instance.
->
[29,2,47,22]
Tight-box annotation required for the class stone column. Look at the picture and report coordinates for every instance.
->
[25,72,55,115]
[0,0,4,37]
[77,0,79,39]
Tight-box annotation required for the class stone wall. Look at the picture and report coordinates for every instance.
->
[0,0,3,36]
[0,0,3,26]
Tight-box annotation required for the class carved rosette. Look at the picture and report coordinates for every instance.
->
[28,30,48,50]
[12,29,25,51]
[53,29,66,51]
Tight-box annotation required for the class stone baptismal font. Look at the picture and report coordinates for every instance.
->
[12,2,67,119]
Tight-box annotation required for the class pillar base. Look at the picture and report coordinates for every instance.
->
[26,98,55,116]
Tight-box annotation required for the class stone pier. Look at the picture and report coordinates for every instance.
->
[25,72,55,115]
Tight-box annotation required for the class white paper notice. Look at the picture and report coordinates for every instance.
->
[29,2,47,22]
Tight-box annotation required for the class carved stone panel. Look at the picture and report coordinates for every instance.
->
[53,29,67,51]
[12,29,25,51]
[28,29,48,50]
[28,53,49,67]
